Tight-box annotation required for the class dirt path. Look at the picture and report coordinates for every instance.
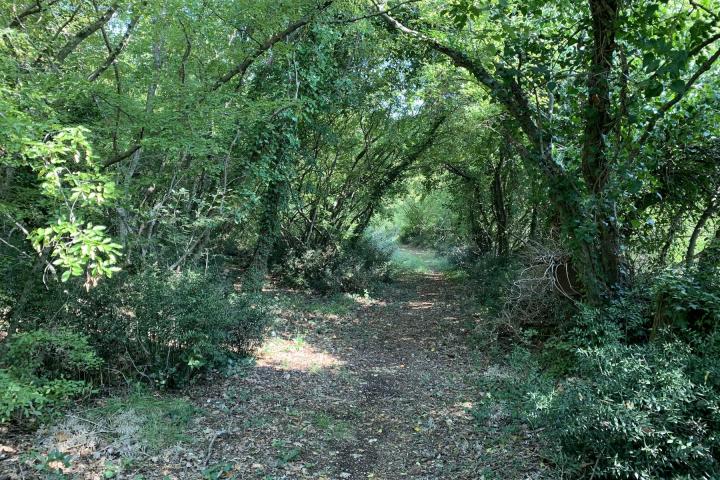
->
[187,270,512,480]
[2,263,546,479]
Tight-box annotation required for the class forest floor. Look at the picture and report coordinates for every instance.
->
[1,249,547,479]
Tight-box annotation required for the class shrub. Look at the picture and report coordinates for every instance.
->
[278,236,393,294]
[653,268,720,335]
[541,338,720,479]
[0,329,99,425]
[69,268,269,387]
[0,369,48,424]
[3,328,102,381]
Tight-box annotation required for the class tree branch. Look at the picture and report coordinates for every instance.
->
[8,0,62,28]
[88,13,140,81]
[212,0,334,90]
[54,3,117,64]
[638,46,720,147]
[103,144,141,168]
[376,3,561,178]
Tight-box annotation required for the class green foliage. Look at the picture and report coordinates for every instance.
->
[0,329,99,425]
[654,268,720,332]
[474,333,720,479]
[202,462,235,480]
[1,84,122,286]
[472,347,554,430]
[277,236,393,294]
[1,1,720,475]
[0,369,48,425]
[70,269,269,387]
[3,328,102,381]
[543,338,720,479]
[464,255,519,313]
[395,189,458,248]
[26,449,73,479]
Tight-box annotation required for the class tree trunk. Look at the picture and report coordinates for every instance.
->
[686,193,718,267]
[697,224,720,274]
[491,154,509,257]
[469,184,492,254]
[243,178,288,292]
[573,0,623,304]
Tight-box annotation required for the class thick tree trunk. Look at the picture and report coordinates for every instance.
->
[243,178,288,292]
[574,0,623,304]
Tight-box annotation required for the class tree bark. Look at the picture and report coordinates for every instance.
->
[686,193,718,267]
[243,177,288,292]
[54,3,117,64]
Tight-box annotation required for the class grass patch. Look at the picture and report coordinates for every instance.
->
[273,292,356,317]
[312,412,355,441]
[87,388,198,452]
[390,247,451,274]
[307,294,356,316]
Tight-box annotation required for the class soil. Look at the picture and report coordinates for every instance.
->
[1,267,547,479]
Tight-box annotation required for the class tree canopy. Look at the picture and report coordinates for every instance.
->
[1,0,720,477]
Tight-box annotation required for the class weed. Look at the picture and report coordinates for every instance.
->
[202,462,236,479]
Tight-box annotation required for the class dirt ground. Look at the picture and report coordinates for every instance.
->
[1,267,546,479]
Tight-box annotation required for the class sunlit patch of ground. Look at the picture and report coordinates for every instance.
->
[349,293,387,307]
[258,336,346,372]
[390,246,452,274]
[407,300,435,310]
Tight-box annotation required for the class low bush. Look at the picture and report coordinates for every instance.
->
[277,236,393,294]
[0,328,99,425]
[543,336,720,479]
[653,268,720,335]
[68,268,269,388]
[469,261,720,479]
[3,328,102,381]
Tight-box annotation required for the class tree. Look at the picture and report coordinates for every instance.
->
[375,0,720,303]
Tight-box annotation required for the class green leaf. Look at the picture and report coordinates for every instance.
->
[645,81,663,98]
[670,79,686,94]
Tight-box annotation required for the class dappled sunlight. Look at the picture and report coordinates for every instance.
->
[407,300,435,310]
[258,336,346,373]
[351,295,387,307]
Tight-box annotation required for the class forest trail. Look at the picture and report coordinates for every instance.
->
[196,269,488,479]
[3,252,543,479]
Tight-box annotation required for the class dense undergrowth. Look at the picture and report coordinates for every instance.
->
[2,1,720,478]
[273,234,396,294]
[463,255,720,479]
[0,268,270,426]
